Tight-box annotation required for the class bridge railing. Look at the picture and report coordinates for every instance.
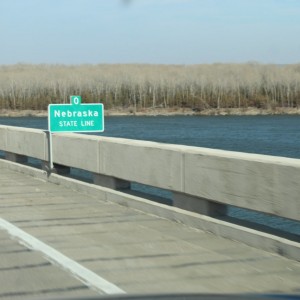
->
[0,125,299,222]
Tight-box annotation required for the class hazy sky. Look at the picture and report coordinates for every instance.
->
[0,0,299,65]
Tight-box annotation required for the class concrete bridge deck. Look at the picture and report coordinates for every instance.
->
[1,166,300,299]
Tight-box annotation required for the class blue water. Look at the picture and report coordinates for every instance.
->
[1,115,300,158]
[1,115,300,236]
[100,115,300,159]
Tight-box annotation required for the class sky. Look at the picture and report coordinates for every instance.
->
[0,0,299,65]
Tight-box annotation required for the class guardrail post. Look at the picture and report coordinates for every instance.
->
[93,174,130,190]
[173,192,227,217]
[5,152,28,163]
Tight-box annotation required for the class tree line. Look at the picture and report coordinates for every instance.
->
[0,63,300,111]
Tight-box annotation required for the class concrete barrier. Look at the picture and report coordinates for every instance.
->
[1,125,300,222]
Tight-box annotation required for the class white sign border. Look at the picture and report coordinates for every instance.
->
[48,103,105,133]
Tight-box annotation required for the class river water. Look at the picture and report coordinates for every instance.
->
[0,115,300,235]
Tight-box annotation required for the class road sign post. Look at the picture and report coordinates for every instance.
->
[47,96,104,170]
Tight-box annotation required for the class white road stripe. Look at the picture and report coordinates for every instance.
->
[0,218,125,295]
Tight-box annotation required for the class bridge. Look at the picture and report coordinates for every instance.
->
[0,125,299,298]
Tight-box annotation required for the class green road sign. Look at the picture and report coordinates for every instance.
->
[48,96,104,133]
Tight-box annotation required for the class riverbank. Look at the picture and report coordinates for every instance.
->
[0,107,300,117]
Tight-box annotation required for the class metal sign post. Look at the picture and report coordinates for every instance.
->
[49,130,54,170]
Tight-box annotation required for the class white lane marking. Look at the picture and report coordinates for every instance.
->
[0,218,125,295]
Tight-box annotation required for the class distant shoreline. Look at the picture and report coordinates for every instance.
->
[0,107,300,117]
